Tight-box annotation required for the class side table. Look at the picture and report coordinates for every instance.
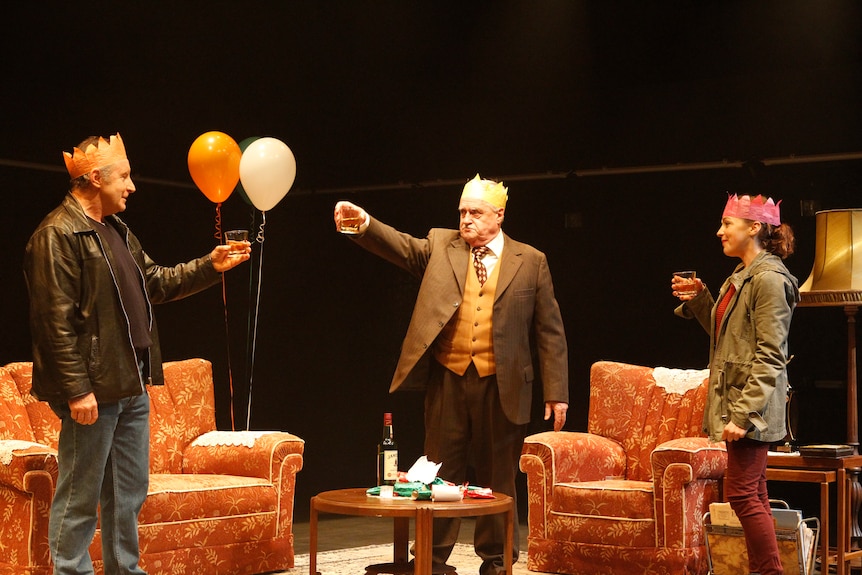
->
[309,487,515,575]
[766,452,862,575]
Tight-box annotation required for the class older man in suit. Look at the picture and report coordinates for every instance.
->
[334,174,569,575]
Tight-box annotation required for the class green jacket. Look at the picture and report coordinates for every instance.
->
[675,251,799,443]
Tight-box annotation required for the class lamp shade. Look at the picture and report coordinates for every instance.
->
[799,209,862,304]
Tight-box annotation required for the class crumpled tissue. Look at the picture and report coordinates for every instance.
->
[406,455,442,484]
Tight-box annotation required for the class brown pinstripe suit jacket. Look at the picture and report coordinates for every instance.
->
[353,217,569,425]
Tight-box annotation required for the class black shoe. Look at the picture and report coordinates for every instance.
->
[400,559,457,575]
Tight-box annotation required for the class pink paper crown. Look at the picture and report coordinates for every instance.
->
[722,193,781,226]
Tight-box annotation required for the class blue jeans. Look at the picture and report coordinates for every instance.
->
[49,394,150,575]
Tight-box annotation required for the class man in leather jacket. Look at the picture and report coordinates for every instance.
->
[23,133,250,575]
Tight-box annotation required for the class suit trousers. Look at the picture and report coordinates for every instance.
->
[423,361,526,575]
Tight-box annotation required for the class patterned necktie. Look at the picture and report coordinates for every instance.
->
[472,246,490,285]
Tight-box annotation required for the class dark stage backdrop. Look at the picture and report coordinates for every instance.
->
[3,160,861,522]
[3,1,862,526]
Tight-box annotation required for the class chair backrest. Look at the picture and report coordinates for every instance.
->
[587,361,708,482]
[1,358,217,474]
[148,358,217,473]
[0,364,38,443]
[3,362,58,447]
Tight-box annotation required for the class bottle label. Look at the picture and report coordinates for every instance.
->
[382,450,398,482]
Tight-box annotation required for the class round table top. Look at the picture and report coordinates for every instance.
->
[312,487,513,518]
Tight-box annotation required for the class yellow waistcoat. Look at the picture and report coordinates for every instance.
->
[432,262,498,376]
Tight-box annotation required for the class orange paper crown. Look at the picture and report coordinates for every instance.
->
[63,133,128,179]
[722,193,781,226]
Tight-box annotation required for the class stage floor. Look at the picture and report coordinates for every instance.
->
[293,516,529,554]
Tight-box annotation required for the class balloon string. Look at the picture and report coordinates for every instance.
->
[243,207,257,421]
[255,214,266,244]
[246,211,266,430]
[214,203,224,243]
[216,202,237,431]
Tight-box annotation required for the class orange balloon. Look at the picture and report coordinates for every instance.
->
[187,131,241,203]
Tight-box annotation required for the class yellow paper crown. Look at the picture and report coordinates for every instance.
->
[63,133,128,179]
[460,174,508,209]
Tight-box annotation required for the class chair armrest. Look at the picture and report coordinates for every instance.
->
[0,440,58,492]
[651,437,727,483]
[651,437,727,548]
[182,431,304,482]
[520,431,626,484]
[520,431,626,541]
[0,441,57,569]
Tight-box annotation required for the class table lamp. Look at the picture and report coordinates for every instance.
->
[798,208,862,452]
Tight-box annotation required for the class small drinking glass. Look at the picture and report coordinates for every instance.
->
[673,271,698,296]
[224,230,249,258]
[338,207,364,234]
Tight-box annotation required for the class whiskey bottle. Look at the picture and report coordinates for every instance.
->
[377,412,398,486]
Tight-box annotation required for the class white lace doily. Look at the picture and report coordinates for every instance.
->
[0,440,52,465]
[652,367,709,395]
[190,430,272,448]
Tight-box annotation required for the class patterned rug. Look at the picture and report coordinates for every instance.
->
[283,543,532,575]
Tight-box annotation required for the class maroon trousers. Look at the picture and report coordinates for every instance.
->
[725,438,784,575]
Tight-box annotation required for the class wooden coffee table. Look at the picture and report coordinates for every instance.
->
[309,487,514,575]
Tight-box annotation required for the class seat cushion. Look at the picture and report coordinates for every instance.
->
[135,474,279,554]
[553,479,654,519]
[142,473,277,524]
[548,479,657,547]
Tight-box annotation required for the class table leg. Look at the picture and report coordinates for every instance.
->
[309,497,319,575]
[393,517,409,565]
[504,500,514,575]
[850,468,862,555]
[414,506,434,575]
[364,516,413,575]
[820,479,830,573]
[839,469,848,575]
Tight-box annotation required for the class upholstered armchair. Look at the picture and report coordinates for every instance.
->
[520,360,727,575]
[0,358,304,575]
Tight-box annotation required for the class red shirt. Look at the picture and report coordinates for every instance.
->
[715,283,736,339]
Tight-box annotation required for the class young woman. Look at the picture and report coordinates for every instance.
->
[672,193,799,575]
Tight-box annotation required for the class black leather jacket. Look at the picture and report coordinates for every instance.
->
[24,193,221,403]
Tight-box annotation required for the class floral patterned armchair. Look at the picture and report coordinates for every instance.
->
[519,361,727,575]
[0,358,304,575]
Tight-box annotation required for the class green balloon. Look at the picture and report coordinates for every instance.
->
[234,136,261,205]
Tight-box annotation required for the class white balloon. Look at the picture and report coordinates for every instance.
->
[239,137,297,211]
